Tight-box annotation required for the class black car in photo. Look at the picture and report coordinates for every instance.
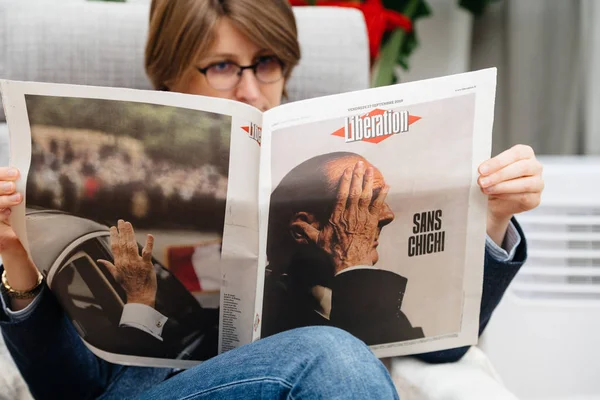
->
[26,208,219,362]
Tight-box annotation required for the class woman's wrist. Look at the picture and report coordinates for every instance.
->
[2,245,39,290]
[5,268,42,311]
[486,213,512,248]
[1,242,43,311]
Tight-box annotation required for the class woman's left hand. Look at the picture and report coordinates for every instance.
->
[478,144,544,246]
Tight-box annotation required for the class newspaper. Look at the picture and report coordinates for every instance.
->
[0,68,496,368]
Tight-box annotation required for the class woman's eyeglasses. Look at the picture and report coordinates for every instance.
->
[197,56,285,91]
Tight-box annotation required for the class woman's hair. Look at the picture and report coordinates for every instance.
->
[145,0,301,91]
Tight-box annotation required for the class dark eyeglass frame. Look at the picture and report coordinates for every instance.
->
[196,57,286,90]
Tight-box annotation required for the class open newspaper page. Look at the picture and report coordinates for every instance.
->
[0,80,261,368]
[253,69,496,358]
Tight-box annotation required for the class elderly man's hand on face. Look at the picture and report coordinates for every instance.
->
[292,161,390,274]
[478,144,544,246]
[98,220,158,308]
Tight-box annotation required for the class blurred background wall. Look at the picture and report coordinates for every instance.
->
[400,0,599,157]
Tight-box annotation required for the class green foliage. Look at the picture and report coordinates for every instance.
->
[372,0,432,86]
[381,0,432,71]
[372,0,500,86]
[24,95,231,172]
[371,30,404,87]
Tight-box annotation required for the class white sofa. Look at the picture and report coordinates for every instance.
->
[0,2,518,399]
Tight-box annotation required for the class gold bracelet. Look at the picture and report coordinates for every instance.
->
[1,270,44,299]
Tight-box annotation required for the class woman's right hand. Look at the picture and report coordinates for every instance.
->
[0,167,42,311]
[0,167,24,252]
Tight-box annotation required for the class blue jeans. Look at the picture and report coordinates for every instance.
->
[131,326,398,400]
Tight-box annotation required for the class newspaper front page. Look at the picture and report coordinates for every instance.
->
[254,68,496,357]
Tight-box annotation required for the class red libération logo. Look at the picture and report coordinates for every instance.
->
[241,123,262,146]
[332,108,421,144]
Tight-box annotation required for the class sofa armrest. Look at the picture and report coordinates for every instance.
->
[390,347,519,400]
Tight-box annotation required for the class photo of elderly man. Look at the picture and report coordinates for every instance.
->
[261,152,424,345]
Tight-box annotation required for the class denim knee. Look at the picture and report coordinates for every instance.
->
[288,326,380,365]
[286,326,370,356]
[279,326,399,399]
[135,326,398,400]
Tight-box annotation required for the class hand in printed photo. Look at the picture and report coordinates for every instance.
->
[291,160,391,274]
[98,220,158,308]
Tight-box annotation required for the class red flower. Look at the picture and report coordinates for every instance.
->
[290,0,413,61]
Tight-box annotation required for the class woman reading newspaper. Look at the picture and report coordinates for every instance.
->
[0,0,544,399]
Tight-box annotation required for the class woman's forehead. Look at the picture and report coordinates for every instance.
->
[204,18,264,60]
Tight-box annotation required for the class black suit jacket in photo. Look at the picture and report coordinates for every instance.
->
[261,267,424,346]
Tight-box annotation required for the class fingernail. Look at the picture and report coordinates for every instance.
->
[366,167,373,176]
[480,165,489,175]
[6,169,18,178]
[480,178,489,187]
[9,193,21,202]
[2,182,13,192]
[357,161,364,168]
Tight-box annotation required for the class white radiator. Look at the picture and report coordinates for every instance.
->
[480,155,600,400]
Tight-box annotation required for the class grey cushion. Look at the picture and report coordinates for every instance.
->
[286,7,370,103]
[0,0,152,122]
[0,1,369,121]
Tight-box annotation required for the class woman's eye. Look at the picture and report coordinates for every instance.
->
[257,56,277,65]
[211,62,235,74]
